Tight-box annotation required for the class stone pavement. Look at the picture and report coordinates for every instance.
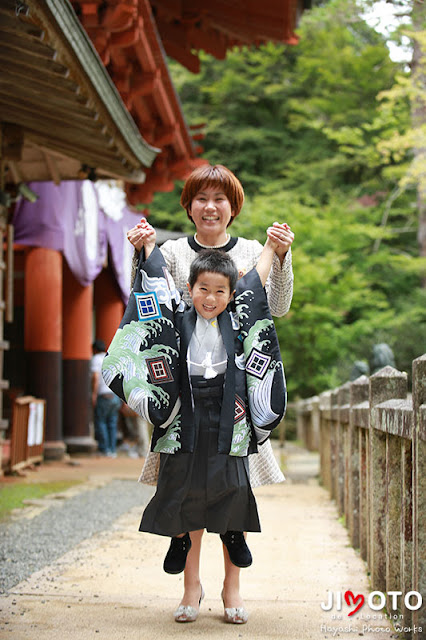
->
[0,443,402,640]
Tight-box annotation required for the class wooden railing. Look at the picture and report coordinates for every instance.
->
[296,355,425,638]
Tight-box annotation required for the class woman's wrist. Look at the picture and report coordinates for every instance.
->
[275,248,288,266]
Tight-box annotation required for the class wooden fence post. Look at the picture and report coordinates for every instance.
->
[348,375,369,551]
[330,387,339,502]
[306,353,424,639]
[308,395,320,451]
[319,391,332,491]
[412,354,426,633]
[401,431,414,632]
[296,398,305,444]
[386,431,404,616]
[369,365,407,593]
[338,382,350,521]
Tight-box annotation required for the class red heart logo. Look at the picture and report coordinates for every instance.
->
[344,590,365,616]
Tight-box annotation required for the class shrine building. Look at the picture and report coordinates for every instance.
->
[0,0,305,464]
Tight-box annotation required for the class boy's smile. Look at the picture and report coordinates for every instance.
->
[187,271,234,320]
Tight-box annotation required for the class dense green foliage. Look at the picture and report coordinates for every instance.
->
[145,0,426,397]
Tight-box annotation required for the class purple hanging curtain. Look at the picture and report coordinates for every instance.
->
[13,180,143,303]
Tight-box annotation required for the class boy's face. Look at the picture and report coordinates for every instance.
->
[187,271,234,320]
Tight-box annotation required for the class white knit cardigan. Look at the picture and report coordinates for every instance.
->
[132,236,293,317]
[133,235,291,487]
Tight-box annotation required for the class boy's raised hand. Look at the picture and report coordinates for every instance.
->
[256,229,279,286]
[266,222,293,255]
[127,218,156,256]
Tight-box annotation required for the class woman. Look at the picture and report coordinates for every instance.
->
[127,164,294,623]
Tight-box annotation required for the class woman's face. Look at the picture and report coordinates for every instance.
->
[189,186,233,235]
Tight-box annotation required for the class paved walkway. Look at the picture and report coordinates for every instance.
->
[0,443,400,639]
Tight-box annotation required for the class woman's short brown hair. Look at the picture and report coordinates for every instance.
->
[180,164,244,226]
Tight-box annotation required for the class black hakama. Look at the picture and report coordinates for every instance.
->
[139,374,261,537]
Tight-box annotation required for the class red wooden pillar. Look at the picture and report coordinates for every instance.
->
[25,247,65,459]
[94,268,125,349]
[62,262,97,453]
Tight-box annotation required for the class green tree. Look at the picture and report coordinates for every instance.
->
[145,0,425,396]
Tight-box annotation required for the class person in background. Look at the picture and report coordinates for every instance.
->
[119,404,151,458]
[91,339,121,457]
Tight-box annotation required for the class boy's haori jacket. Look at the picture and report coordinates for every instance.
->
[102,246,287,457]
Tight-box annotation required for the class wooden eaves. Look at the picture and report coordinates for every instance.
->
[72,0,206,204]
[149,0,303,73]
[0,0,159,187]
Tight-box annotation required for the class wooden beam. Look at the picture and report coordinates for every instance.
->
[174,126,190,157]
[12,142,81,182]
[0,0,157,181]
[133,18,158,72]
[109,24,140,49]
[80,2,100,28]
[42,150,62,185]
[114,69,162,98]
[189,24,227,59]
[206,2,294,41]
[153,125,178,148]
[0,44,69,76]
[130,100,156,136]
[0,58,81,96]
[1,123,24,161]
[0,8,44,38]
[0,95,103,132]
[0,79,98,120]
[162,39,200,73]
[133,72,161,96]
[155,17,189,50]
[29,134,140,179]
[101,4,136,31]
[6,161,23,183]
[0,28,57,60]
[126,182,154,204]
[152,78,178,126]
[151,0,184,20]
[0,107,119,163]
[14,0,156,168]
[114,70,132,94]
[168,155,192,176]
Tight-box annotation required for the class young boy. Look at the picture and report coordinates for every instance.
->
[102,222,286,600]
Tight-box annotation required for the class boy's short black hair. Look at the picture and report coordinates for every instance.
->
[188,249,238,292]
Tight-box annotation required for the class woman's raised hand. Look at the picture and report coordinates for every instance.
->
[127,218,157,253]
[267,222,294,263]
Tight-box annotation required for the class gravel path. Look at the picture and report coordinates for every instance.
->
[0,479,153,593]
